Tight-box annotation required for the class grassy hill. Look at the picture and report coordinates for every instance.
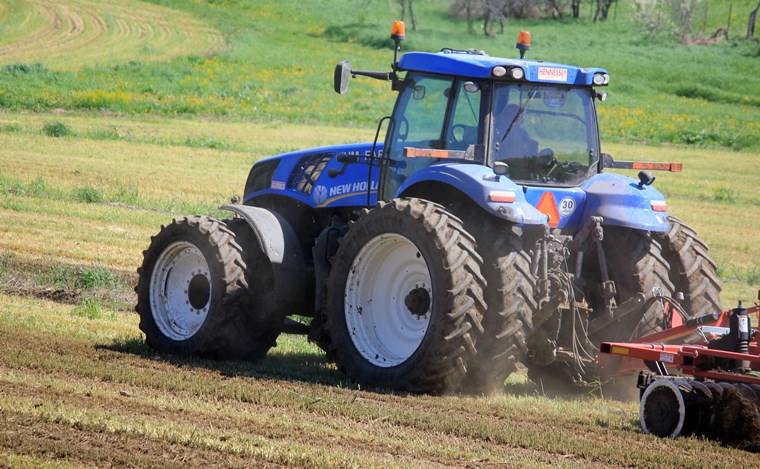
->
[0,0,758,151]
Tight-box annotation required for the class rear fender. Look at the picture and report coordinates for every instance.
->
[219,204,308,310]
[579,173,670,232]
[396,163,547,226]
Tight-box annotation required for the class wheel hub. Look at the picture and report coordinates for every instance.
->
[405,287,431,318]
[188,273,211,310]
[149,241,212,341]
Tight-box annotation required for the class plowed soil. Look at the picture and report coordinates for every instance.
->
[0,292,756,468]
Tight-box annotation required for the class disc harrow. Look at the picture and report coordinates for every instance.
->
[601,301,760,450]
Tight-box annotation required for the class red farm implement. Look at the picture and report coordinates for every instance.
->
[600,297,760,446]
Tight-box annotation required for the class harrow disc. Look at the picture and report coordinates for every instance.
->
[640,380,686,438]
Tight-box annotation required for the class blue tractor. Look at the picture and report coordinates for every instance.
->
[136,23,721,394]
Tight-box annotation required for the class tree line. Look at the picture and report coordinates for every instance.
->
[396,0,759,47]
[447,0,616,36]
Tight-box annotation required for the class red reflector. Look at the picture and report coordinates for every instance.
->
[631,162,683,172]
[404,147,451,158]
[489,191,516,203]
[651,200,667,212]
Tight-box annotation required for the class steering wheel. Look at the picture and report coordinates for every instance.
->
[448,124,468,148]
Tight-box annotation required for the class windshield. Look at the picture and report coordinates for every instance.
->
[490,83,599,186]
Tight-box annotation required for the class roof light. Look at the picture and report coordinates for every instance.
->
[492,66,507,77]
[391,21,405,41]
[489,191,516,203]
[510,67,525,80]
[593,72,610,86]
[651,200,667,212]
[516,31,531,59]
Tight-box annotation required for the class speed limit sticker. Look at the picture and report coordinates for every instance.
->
[559,197,576,217]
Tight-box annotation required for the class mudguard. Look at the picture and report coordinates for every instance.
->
[397,163,548,226]
[579,173,670,232]
[219,204,307,308]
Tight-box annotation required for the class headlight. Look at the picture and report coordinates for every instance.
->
[509,67,525,80]
[593,73,610,86]
[492,66,524,80]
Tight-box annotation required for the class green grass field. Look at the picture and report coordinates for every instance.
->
[0,0,759,466]
[0,0,758,150]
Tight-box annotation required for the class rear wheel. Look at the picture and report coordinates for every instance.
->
[136,216,279,360]
[458,218,534,394]
[527,227,674,389]
[589,227,675,342]
[325,198,486,393]
[655,216,722,316]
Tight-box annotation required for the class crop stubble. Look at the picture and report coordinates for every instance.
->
[0,0,224,69]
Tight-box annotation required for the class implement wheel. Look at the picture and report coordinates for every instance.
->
[640,380,686,438]
[325,198,486,393]
[136,216,278,360]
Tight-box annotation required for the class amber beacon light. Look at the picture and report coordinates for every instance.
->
[391,21,406,42]
[516,31,531,59]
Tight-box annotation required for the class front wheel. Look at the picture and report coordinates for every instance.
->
[325,198,486,393]
[135,216,278,360]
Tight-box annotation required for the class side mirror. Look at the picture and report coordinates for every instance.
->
[601,153,614,169]
[493,161,509,176]
[334,61,352,94]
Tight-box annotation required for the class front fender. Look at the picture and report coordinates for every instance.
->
[219,204,308,309]
[579,173,670,232]
[396,163,548,226]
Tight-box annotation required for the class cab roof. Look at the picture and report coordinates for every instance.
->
[397,50,608,86]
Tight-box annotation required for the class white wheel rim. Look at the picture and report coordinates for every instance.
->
[149,241,212,341]
[345,233,432,367]
[640,380,686,439]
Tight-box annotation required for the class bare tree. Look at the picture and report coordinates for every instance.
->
[483,0,507,36]
[542,0,566,19]
[463,0,479,34]
[399,0,418,31]
[633,0,720,44]
[593,0,615,22]
[748,0,760,39]
[572,0,581,18]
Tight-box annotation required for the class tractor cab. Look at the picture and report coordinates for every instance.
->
[334,22,610,202]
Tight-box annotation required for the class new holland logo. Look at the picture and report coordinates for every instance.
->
[312,185,328,205]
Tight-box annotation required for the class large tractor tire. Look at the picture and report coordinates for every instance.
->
[458,218,534,395]
[655,216,722,316]
[589,226,675,342]
[135,216,279,360]
[325,198,487,394]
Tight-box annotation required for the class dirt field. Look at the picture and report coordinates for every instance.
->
[0,291,755,468]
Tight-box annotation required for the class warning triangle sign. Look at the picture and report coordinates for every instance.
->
[536,192,560,227]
